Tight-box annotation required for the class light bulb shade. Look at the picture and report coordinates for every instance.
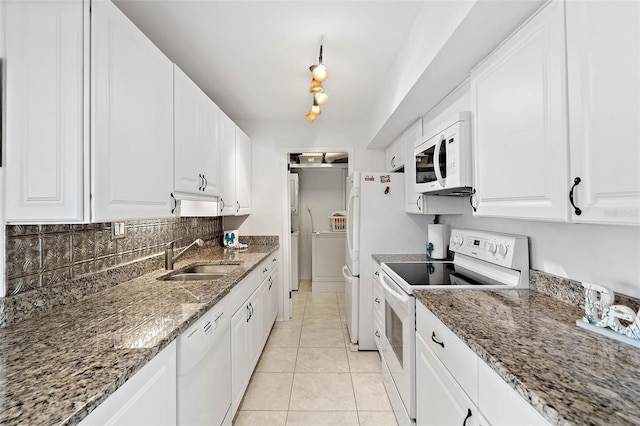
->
[310,64,328,82]
[305,112,316,123]
[309,79,323,94]
[311,104,321,115]
[314,92,329,106]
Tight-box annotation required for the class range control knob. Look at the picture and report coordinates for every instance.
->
[497,244,508,256]
[487,242,497,254]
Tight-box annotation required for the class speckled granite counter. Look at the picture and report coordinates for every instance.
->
[415,289,640,426]
[0,244,278,426]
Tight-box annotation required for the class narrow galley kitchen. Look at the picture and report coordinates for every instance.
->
[233,281,397,426]
[233,152,397,425]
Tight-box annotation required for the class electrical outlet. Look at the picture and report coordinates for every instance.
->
[111,222,126,240]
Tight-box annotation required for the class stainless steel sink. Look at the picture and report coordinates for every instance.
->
[180,264,239,274]
[158,263,241,282]
[163,273,227,282]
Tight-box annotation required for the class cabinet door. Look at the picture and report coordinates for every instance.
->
[266,264,280,328]
[248,284,266,370]
[471,0,569,221]
[384,138,397,172]
[174,65,220,200]
[236,127,252,215]
[219,111,237,216]
[231,305,250,416]
[416,333,478,426]
[91,0,174,221]
[566,1,640,225]
[79,341,177,426]
[5,0,87,223]
[404,119,424,214]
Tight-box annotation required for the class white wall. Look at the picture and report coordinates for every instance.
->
[235,119,384,239]
[297,168,346,280]
[419,81,640,299]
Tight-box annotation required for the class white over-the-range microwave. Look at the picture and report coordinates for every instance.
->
[414,111,472,195]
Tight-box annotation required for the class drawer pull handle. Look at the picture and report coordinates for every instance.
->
[263,268,268,273]
[374,271,379,276]
[462,409,472,426]
[375,331,381,338]
[374,297,381,304]
[431,331,445,348]
[273,258,277,262]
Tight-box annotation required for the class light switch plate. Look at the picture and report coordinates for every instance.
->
[111,222,126,240]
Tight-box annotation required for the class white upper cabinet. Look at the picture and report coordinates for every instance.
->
[5,0,87,223]
[385,135,404,172]
[91,0,174,221]
[219,111,251,216]
[236,127,252,215]
[471,0,569,221]
[174,65,220,200]
[219,111,237,216]
[565,0,640,226]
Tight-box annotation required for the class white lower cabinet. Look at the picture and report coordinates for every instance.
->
[416,302,549,426]
[231,256,280,416]
[372,263,385,351]
[416,333,479,426]
[79,341,177,426]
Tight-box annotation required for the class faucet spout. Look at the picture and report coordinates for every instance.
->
[165,238,204,270]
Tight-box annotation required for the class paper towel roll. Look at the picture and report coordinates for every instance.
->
[427,224,450,260]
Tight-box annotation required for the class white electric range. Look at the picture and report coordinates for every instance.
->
[378,229,530,426]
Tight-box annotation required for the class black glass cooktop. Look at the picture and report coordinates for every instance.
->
[384,262,501,287]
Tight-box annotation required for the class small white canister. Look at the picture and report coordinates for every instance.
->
[427,224,451,260]
[223,229,239,247]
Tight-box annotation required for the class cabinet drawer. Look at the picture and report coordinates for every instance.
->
[373,309,385,352]
[231,268,260,314]
[478,360,549,426]
[416,301,478,403]
[258,254,279,284]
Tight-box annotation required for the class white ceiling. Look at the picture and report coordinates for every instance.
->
[113,0,425,124]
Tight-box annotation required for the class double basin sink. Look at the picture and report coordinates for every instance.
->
[159,263,241,282]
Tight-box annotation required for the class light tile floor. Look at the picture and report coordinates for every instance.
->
[233,280,398,426]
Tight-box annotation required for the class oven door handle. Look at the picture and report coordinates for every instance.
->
[381,274,410,305]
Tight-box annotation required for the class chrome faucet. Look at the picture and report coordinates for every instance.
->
[165,238,204,270]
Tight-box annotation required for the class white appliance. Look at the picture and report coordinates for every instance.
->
[343,172,429,350]
[290,231,299,291]
[177,296,232,426]
[414,111,472,194]
[379,229,529,426]
[289,172,300,232]
[313,231,346,292]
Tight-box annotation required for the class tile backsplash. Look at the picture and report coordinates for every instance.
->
[5,217,223,296]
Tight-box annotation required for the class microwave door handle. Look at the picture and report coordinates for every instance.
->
[434,133,445,188]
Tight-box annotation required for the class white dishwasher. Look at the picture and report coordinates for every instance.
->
[177,296,232,426]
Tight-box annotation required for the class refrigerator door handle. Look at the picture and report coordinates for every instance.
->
[342,265,352,283]
[346,186,358,259]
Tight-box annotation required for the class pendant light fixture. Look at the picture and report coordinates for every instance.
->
[305,44,329,123]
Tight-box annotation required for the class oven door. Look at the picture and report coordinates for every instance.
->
[415,133,447,193]
[379,272,416,420]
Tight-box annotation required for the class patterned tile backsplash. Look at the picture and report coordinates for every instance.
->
[5,217,223,296]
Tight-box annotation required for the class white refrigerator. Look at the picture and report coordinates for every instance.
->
[343,172,430,350]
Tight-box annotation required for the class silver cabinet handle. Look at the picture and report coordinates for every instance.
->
[375,331,381,338]
[374,297,381,304]
[431,331,445,348]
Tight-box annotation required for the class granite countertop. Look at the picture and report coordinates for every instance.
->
[0,243,279,426]
[415,289,640,426]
